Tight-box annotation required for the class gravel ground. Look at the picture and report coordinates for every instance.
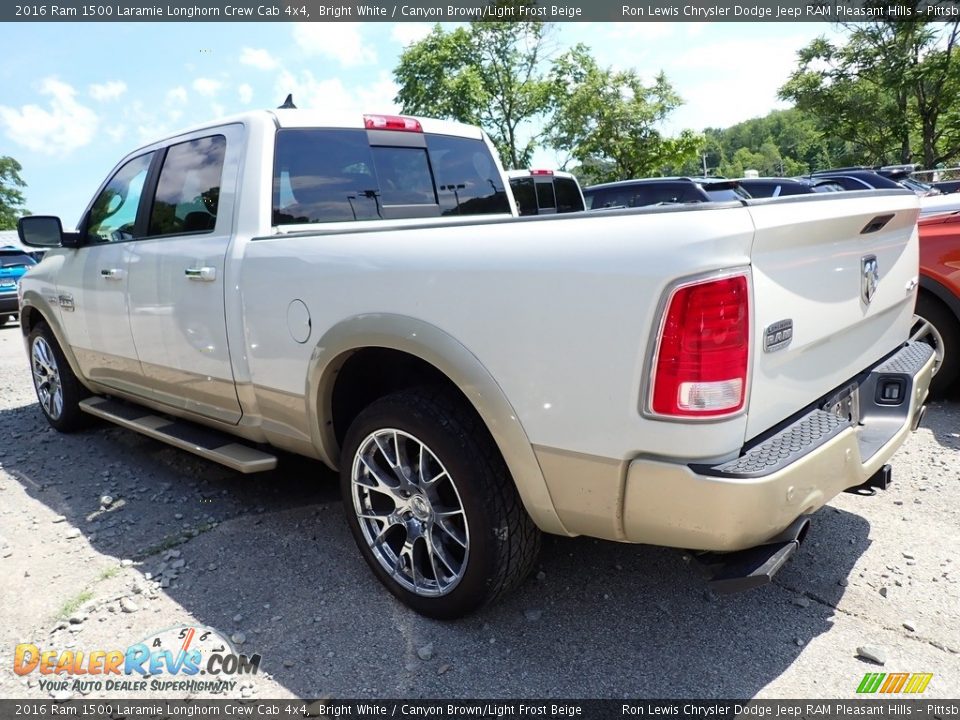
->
[0,320,958,701]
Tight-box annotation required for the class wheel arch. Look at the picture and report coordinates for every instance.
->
[19,298,91,393]
[306,314,567,535]
[919,275,960,325]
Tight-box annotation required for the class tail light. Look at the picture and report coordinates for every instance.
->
[650,272,750,417]
[363,114,423,133]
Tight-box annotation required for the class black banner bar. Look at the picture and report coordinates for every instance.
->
[2,699,960,720]
[4,0,960,23]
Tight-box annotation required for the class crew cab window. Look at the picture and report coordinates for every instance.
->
[273,129,509,225]
[370,146,436,206]
[554,178,584,213]
[426,134,510,216]
[510,177,537,216]
[85,152,155,243]
[148,135,226,236]
[274,129,380,224]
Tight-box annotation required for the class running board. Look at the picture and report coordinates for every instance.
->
[79,397,277,473]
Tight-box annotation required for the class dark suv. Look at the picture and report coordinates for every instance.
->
[737,177,844,198]
[807,168,906,192]
[583,177,749,210]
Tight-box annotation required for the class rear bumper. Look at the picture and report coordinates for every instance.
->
[620,341,934,551]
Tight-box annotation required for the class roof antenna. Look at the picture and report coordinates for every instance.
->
[278,94,296,109]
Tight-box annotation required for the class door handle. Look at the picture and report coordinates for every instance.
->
[184,267,217,282]
[100,268,124,280]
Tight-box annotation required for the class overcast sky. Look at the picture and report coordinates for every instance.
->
[1,21,839,223]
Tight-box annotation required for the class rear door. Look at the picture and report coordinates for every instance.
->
[746,191,921,439]
[126,126,243,424]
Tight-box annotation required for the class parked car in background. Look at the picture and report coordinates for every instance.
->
[808,168,906,192]
[583,177,749,209]
[506,169,585,216]
[0,246,36,326]
[932,180,960,194]
[737,177,843,198]
[916,211,960,395]
[875,165,941,197]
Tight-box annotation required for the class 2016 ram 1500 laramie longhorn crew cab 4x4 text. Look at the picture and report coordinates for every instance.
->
[17,110,934,618]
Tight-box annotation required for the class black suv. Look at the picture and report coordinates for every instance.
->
[807,168,906,192]
[737,177,844,198]
[583,177,749,210]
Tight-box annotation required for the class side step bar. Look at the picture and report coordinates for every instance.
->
[80,397,277,474]
[692,516,811,594]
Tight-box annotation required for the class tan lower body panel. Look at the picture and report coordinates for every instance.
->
[536,350,931,551]
[80,397,277,473]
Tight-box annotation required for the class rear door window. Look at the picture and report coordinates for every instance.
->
[148,135,226,236]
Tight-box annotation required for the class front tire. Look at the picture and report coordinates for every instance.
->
[340,387,541,619]
[28,322,90,432]
[913,295,960,397]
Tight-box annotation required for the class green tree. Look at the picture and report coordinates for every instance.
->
[780,17,960,168]
[0,156,29,230]
[393,13,555,168]
[548,45,701,183]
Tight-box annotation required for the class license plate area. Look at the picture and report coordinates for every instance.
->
[822,382,860,426]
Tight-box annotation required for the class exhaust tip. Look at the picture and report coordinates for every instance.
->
[912,404,927,432]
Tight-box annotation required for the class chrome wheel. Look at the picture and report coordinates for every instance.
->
[31,336,64,420]
[350,428,469,597]
[911,314,944,377]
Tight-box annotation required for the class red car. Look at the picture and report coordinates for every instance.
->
[916,212,960,395]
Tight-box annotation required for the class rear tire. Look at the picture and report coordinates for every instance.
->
[28,322,91,432]
[339,387,541,619]
[914,295,960,397]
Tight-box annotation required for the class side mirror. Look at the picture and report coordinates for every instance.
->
[17,216,80,248]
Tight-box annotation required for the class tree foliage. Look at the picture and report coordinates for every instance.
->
[0,156,29,230]
[392,16,698,177]
[780,18,960,168]
[393,14,555,168]
[548,45,701,183]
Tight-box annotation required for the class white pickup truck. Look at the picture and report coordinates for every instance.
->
[17,109,934,618]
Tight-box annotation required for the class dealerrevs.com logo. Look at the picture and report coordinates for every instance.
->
[13,625,260,694]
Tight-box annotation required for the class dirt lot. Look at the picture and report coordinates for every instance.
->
[0,320,958,700]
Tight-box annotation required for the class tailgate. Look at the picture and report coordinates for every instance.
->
[745,191,920,440]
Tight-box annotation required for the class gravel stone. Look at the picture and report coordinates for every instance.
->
[120,597,138,613]
[231,632,246,645]
[857,645,888,665]
[417,643,434,661]
[64,528,81,539]
[524,608,542,621]
[791,597,811,608]
[903,620,917,632]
